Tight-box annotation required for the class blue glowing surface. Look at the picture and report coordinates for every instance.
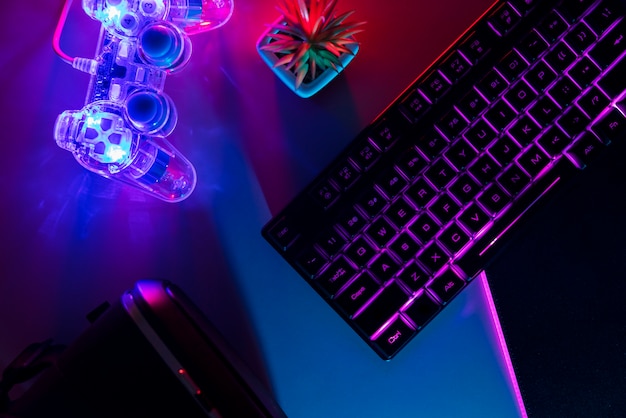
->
[0,0,523,416]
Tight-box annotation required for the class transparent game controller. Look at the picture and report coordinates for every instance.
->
[54,0,234,202]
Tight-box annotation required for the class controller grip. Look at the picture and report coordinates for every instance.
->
[55,108,196,203]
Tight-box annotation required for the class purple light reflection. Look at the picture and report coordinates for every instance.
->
[478,270,527,418]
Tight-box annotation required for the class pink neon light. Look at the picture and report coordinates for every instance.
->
[478,271,527,418]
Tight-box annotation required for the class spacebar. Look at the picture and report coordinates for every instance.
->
[455,158,578,277]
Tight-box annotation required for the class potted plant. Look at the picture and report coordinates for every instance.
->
[256,0,365,98]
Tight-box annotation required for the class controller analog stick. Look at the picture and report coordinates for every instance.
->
[139,23,184,69]
[125,91,172,133]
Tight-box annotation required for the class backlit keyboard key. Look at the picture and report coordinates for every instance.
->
[353,281,409,336]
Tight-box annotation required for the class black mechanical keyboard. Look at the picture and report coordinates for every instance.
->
[262,0,626,360]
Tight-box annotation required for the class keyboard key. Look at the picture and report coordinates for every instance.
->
[577,86,610,118]
[489,134,522,165]
[428,192,461,224]
[458,88,489,120]
[564,22,597,52]
[416,131,449,159]
[589,19,626,68]
[585,0,623,35]
[548,76,581,107]
[367,217,397,248]
[440,50,472,81]
[498,49,529,81]
[350,138,381,171]
[389,232,421,263]
[396,146,428,179]
[525,60,558,91]
[597,54,626,99]
[409,213,440,243]
[376,167,408,199]
[358,187,387,218]
[498,164,531,195]
[421,71,451,102]
[460,27,493,63]
[557,106,590,137]
[406,178,437,208]
[400,89,430,123]
[478,183,511,215]
[458,203,491,234]
[568,56,601,88]
[403,292,441,328]
[505,79,538,111]
[478,70,509,100]
[566,131,607,168]
[317,228,346,258]
[424,158,457,189]
[346,236,377,268]
[445,139,478,170]
[338,208,367,237]
[428,269,466,304]
[374,317,416,359]
[469,153,501,184]
[369,118,401,151]
[397,262,430,292]
[449,173,482,204]
[267,217,299,250]
[465,119,498,149]
[368,251,401,282]
[592,107,626,144]
[438,108,469,140]
[488,2,521,36]
[386,198,417,228]
[439,222,471,254]
[297,247,327,277]
[517,30,549,62]
[509,114,541,145]
[335,272,380,317]
[331,159,360,191]
[529,95,561,126]
[353,281,409,336]
[418,242,450,274]
[484,100,518,131]
[557,0,596,23]
[538,10,570,42]
[538,125,572,157]
[517,144,552,177]
[317,257,357,296]
[545,41,577,72]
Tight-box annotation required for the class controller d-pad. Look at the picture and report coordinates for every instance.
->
[108,133,122,145]
[101,118,113,131]
[85,128,99,139]
[94,142,106,155]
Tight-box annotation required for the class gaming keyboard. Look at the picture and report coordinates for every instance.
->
[262,0,626,360]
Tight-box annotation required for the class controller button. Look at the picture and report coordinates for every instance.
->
[85,128,99,139]
[101,117,113,131]
[141,0,157,15]
[106,0,123,5]
[120,13,139,31]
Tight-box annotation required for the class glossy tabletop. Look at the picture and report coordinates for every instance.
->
[0,1,522,416]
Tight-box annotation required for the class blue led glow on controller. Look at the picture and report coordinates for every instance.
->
[54,0,225,202]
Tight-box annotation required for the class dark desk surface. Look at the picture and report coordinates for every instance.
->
[0,0,521,416]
